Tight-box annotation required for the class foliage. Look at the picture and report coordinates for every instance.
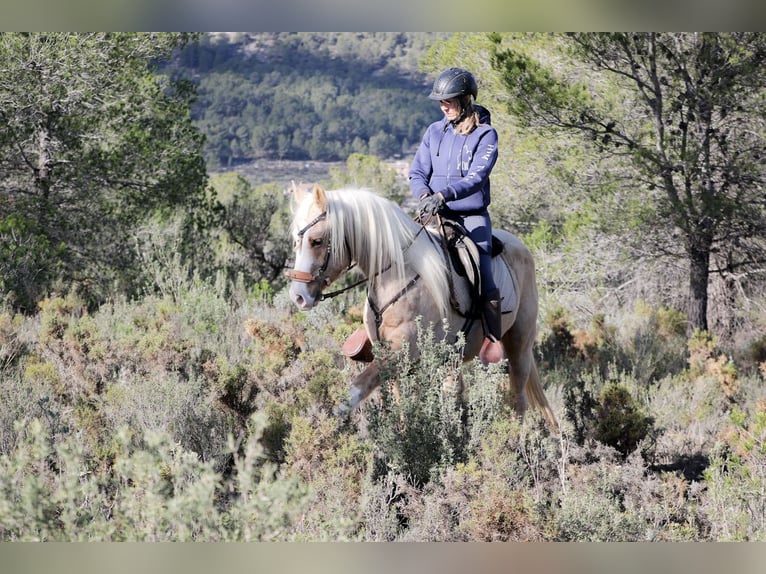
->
[210,173,292,288]
[703,403,766,540]
[0,214,64,310]
[3,31,766,543]
[365,323,472,486]
[0,261,766,540]
[328,153,409,205]
[0,32,213,311]
[593,383,655,458]
[490,32,766,333]
[0,415,308,541]
[173,33,448,166]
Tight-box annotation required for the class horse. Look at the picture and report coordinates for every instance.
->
[285,183,558,433]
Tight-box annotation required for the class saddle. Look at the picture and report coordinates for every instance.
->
[439,217,505,311]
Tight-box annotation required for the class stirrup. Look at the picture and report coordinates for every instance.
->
[479,336,505,366]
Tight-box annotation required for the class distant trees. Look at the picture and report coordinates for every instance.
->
[0,33,212,311]
[491,32,766,333]
[328,153,409,205]
[176,33,442,167]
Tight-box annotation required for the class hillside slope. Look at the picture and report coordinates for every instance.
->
[173,32,451,167]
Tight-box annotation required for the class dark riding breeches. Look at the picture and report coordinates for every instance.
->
[448,211,497,298]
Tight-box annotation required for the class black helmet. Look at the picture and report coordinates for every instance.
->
[428,67,478,100]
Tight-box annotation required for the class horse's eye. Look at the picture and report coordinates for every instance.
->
[310,237,323,248]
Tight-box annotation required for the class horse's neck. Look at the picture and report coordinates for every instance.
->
[354,208,418,280]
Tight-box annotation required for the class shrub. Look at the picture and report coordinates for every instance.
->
[562,371,600,446]
[0,415,309,541]
[0,311,25,369]
[365,322,470,486]
[701,405,766,540]
[283,410,373,540]
[593,383,654,459]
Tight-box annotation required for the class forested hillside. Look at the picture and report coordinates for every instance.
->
[2,32,766,543]
[173,32,449,167]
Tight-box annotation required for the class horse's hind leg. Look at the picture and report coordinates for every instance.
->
[502,330,560,432]
[501,331,531,419]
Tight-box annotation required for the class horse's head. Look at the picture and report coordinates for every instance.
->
[286,183,350,309]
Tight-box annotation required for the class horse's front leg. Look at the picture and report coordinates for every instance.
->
[349,359,383,409]
[336,287,428,415]
[335,360,381,415]
[337,321,416,415]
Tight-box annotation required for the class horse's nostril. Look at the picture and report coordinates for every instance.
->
[294,294,305,307]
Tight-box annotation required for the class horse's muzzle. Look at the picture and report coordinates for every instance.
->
[288,275,324,310]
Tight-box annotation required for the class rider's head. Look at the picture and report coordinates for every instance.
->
[429,67,478,101]
[429,67,477,109]
[429,67,480,134]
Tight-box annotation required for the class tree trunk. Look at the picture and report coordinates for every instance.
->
[687,236,711,334]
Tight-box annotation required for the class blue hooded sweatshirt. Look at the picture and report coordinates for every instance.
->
[408,105,497,214]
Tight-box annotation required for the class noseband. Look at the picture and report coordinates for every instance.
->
[284,211,331,285]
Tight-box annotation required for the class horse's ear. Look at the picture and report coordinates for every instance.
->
[290,180,305,203]
[312,183,327,211]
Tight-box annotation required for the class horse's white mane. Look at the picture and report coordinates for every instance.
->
[322,188,451,317]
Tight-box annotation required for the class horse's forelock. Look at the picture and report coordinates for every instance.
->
[291,186,323,237]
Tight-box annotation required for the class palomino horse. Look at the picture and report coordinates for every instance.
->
[286,184,558,432]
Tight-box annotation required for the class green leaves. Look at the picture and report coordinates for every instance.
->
[491,36,598,131]
[184,33,441,166]
[490,32,766,333]
[0,33,210,310]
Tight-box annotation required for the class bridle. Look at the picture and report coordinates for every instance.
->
[284,211,363,299]
[284,211,331,285]
[285,210,439,337]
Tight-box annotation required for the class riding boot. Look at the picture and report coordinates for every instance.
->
[479,289,506,366]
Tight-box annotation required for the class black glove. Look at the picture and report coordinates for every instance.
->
[418,192,445,219]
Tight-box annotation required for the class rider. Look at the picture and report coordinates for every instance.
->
[409,67,505,365]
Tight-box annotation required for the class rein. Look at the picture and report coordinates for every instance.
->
[286,208,437,336]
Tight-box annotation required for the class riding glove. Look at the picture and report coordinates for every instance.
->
[418,192,445,218]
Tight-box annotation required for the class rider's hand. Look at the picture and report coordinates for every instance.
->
[418,192,445,219]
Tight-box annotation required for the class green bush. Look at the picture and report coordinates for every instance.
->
[3,237,766,541]
[0,415,309,541]
[593,383,654,458]
[702,405,766,540]
[361,321,523,493]
[0,215,63,312]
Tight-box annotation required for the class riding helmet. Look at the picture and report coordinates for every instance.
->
[428,67,478,100]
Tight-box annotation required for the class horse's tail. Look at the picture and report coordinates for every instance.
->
[526,360,560,435]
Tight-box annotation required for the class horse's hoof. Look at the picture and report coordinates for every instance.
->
[334,402,352,417]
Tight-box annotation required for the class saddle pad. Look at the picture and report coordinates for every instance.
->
[492,256,518,315]
[439,221,517,317]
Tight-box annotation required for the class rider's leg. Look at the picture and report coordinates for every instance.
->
[478,250,506,365]
[462,213,506,365]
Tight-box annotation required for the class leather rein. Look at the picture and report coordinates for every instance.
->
[284,212,429,334]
